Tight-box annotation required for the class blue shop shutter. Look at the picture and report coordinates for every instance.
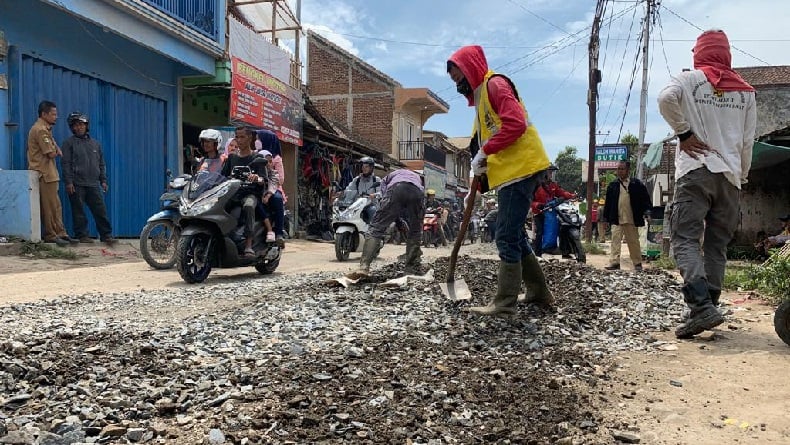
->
[16,56,168,238]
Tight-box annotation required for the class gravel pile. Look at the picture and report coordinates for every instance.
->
[0,256,685,444]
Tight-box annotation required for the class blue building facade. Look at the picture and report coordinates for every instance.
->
[0,0,225,237]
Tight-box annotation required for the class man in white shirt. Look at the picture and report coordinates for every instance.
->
[657,29,757,339]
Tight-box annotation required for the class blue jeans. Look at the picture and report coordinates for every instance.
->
[267,191,285,237]
[495,176,539,263]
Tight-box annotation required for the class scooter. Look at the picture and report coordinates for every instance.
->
[175,162,281,283]
[540,198,586,263]
[422,207,444,247]
[331,189,372,261]
[140,171,189,269]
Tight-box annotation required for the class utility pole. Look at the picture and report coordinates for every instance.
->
[585,0,605,243]
[636,0,653,180]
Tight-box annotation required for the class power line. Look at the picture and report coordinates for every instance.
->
[599,2,640,132]
[655,8,673,76]
[660,5,771,65]
[504,0,574,36]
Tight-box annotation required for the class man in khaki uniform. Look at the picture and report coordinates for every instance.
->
[602,161,652,271]
[27,100,74,246]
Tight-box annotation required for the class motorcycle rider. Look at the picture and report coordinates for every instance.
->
[424,189,448,245]
[531,165,576,256]
[345,157,381,223]
[221,126,279,256]
[196,129,224,174]
[483,199,498,242]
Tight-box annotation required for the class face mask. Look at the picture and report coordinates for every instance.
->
[456,78,472,96]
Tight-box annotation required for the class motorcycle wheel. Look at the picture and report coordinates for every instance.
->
[140,220,179,269]
[176,233,212,284]
[335,232,352,261]
[255,257,280,275]
[774,300,790,346]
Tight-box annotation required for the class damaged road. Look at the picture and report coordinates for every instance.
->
[1,251,787,444]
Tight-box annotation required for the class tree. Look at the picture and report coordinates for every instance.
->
[621,132,639,175]
[554,146,583,194]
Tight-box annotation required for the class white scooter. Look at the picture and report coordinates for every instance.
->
[332,189,374,261]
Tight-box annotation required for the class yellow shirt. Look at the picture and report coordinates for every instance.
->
[27,118,60,182]
[617,179,634,225]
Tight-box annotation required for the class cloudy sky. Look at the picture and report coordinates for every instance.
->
[290,0,790,162]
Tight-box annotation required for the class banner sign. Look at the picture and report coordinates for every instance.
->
[230,56,303,145]
[595,144,628,169]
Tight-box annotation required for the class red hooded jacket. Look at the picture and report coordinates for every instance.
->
[531,181,575,214]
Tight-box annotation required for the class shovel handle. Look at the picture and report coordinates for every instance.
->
[446,175,480,282]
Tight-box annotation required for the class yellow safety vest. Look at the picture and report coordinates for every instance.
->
[474,71,550,189]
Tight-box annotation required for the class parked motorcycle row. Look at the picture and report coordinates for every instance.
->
[139,164,283,283]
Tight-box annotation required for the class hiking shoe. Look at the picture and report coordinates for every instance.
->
[53,237,70,247]
[675,306,724,339]
[102,237,118,246]
[79,237,95,244]
[604,264,620,270]
[66,236,80,244]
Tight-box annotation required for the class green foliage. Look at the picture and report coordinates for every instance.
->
[651,255,677,270]
[620,132,640,174]
[19,241,81,260]
[582,242,606,255]
[554,146,583,194]
[723,252,790,305]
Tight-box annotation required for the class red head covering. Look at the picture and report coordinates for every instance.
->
[693,30,754,92]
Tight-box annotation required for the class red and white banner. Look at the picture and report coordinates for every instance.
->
[229,56,303,145]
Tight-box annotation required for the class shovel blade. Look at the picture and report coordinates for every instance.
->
[439,279,472,301]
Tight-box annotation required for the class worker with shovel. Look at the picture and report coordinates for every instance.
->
[447,45,554,315]
[347,168,425,278]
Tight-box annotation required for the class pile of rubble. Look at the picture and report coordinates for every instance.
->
[0,257,685,444]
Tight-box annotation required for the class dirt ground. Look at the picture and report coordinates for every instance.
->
[0,239,788,444]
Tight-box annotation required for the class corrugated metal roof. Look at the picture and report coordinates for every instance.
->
[735,66,790,87]
[230,0,300,35]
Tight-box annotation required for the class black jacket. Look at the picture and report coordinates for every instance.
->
[602,177,652,227]
[61,134,107,187]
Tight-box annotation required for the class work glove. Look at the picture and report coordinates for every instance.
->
[471,150,487,176]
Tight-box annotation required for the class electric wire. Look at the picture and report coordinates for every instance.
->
[661,5,771,65]
[599,2,640,133]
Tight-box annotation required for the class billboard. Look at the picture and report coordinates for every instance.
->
[229,56,303,145]
[595,144,628,169]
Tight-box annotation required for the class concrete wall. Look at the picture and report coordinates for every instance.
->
[0,170,40,241]
[754,88,790,137]
[736,158,790,245]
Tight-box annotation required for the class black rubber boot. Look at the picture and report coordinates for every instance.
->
[676,278,724,339]
[468,262,521,316]
[402,240,423,275]
[521,253,555,308]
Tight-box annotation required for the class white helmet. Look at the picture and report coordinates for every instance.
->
[199,129,223,146]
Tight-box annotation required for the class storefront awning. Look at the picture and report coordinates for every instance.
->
[751,141,790,170]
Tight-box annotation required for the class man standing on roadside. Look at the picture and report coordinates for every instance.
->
[658,29,757,339]
[602,160,651,271]
[61,112,117,245]
[27,101,76,247]
[447,45,554,316]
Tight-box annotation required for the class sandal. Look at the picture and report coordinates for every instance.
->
[244,247,256,257]
[266,231,276,243]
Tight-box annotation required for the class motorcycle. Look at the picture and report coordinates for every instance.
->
[332,189,372,261]
[422,207,444,248]
[468,212,480,244]
[140,171,189,269]
[539,198,586,263]
[175,162,281,283]
[775,299,790,346]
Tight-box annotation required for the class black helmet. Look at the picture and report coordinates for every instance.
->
[67,112,89,127]
[359,156,375,166]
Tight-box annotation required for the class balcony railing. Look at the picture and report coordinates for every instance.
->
[398,140,423,160]
[140,0,218,40]
[398,140,446,167]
